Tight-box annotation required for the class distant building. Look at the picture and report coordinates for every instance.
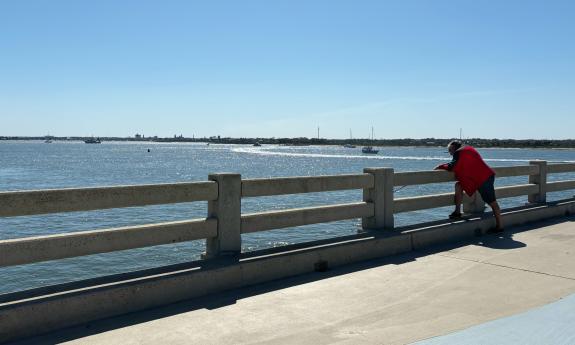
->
[135,133,142,139]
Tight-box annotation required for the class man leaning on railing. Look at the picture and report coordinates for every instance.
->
[435,140,503,233]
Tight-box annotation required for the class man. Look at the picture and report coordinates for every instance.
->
[435,140,503,232]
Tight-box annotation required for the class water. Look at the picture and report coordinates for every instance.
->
[1,141,574,294]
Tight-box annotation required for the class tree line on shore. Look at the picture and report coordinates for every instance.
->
[2,136,575,148]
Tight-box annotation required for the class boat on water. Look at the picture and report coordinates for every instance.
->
[253,142,262,147]
[84,137,101,144]
[44,139,53,144]
[361,146,379,154]
[361,126,379,154]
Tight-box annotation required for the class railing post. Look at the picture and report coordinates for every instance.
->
[529,160,547,203]
[362,167,394,230]
[205,173,242,259]
[463,192,485,215]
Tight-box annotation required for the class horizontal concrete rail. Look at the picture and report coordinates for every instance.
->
[0,218,217,267]
[394,184,539,214]
[393,165,537,187]
[394,193,454,213]
[495,184,539,199]
[0,182,218,217]
[547,163,575,174]
[394,171,453,186]
[241,174,374,197]
[241,202,374,233]
[547,180,575,193]
[493,165,538,177]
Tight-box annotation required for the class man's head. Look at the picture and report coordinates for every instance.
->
[447,140,462,156]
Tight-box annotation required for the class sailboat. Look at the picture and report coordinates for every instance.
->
[84,136,102,144]
[343,129,356,148]
[361,146,379,154]
[361,127,379,154]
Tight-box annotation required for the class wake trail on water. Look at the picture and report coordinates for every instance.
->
[232,147,574,163]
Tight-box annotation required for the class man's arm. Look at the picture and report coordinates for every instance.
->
[435,151,460,171]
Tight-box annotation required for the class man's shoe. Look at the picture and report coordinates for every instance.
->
[487,227,504,234]
[449,211,462,220]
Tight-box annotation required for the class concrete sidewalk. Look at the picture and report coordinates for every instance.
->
[15,217,575,345]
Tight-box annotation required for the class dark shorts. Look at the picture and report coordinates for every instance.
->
[478,174,496,204]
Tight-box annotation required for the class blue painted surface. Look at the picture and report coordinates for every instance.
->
[415,293,575,345]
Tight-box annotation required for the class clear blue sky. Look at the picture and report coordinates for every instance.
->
[1,1,574,139]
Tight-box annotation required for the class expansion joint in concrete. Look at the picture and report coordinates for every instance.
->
[437,254,575,281]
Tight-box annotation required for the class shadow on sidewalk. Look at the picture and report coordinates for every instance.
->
[477,233,526,250]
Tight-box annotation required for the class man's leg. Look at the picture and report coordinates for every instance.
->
[454,182,463,213]
[489,201,503,230]
[449,182,463,218]
[478,175,502,232]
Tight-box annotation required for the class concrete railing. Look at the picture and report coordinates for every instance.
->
[2,161,575,268]
[0,181,219,267]
[393,165,542,214]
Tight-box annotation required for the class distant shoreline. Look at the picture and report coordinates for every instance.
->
[1,136,575,149]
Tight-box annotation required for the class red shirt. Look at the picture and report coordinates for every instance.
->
[436,146,495,195]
